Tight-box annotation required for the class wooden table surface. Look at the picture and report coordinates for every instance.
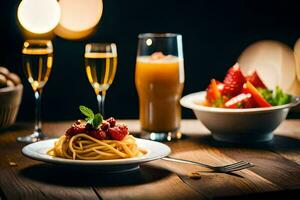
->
[1,120,300,200]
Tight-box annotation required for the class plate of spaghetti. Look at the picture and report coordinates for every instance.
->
[22,106,171,171]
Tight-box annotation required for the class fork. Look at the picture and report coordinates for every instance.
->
[161,156,254,173]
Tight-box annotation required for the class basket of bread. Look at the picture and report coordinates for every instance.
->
[0,66,23,129]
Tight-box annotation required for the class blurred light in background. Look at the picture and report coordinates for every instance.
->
[293,38,300,82]
[54,24,95,40]
[17,0,61,34]
[238,40,296,92]
[55,0,103,40]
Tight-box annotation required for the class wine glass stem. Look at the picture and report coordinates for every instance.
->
[97,92,106,117]
[34,90,42,134]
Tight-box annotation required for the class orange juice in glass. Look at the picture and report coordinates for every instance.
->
[135,33,184,141]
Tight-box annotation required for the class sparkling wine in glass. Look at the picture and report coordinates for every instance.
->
[84,43,117,116]
[17,40,53,143]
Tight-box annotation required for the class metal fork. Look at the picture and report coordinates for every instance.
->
[161,156,254,173]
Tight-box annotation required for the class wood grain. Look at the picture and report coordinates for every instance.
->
[94,166,203,200]
[0,120,300,199]
[0,124,100,200]
[169,120,300,190]
[158,140,281,198]
[125,119,300,198]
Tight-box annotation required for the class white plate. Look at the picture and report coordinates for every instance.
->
[238,40,296,92]
[22,138,171,172]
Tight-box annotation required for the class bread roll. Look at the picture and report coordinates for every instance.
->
[7,73,21,85]
[0,74,7,88]
[0,67,9,76]
[0,67,21,88]
[6,80,15,87]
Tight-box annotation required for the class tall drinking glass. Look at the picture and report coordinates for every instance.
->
[135,33,184,141]
[84,43,117,116]
[17,40,53,143]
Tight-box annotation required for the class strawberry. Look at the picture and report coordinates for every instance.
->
[245,81,272,107]
[241,84,257,108]
[222,63,246,97]
[66,123,86,137]
[206,79,224,105]
[106,117,116,127]
[88,129,107,140]
[108,125,128,141]
[243,95,257,108]
[225,93,257,108]
[246,71,267,89]
[100,121,110,131]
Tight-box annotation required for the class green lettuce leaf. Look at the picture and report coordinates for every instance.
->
[258,86,291,106]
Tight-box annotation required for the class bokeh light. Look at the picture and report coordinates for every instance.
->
[54,24,95,40]
[238,40,296,91]
[55,0,103,40]
[17,0,61,34]
[293,37,300,81]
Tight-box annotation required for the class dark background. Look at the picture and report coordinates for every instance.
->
[1,0,300,121]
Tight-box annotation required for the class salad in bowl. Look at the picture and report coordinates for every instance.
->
[203,63,291,109]
[181,63,299,143]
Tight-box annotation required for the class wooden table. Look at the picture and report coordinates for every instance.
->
[1,120,300,200]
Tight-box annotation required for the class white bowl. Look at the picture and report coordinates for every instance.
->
[180,91,300,143]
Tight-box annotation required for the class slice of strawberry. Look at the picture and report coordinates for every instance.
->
[246,71,267,89]
[241,84,257,108]
[225,93,253,108]
[223,63,246,97]
[245,81,272,107]
[243,96,257,108]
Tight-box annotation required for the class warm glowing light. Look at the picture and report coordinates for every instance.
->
[54,24,95,40]
[24,41,29,48]
[17,0,61,34]
[238,40,296,91]
[58,0,103,31]
[293,37,300,81]
[54,0,102,40]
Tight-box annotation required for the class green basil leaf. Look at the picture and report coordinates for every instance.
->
[79,105,94,118]
[92,113,103,128]
[86,118,94,125]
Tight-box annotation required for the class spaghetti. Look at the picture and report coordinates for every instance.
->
[48,133,146,160]
[48,106,147,160]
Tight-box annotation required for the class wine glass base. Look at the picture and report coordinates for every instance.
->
[17,131,47,143]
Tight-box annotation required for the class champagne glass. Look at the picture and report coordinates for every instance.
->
[84,43,117,116]
[17,40,53,143]
[135,33,184,141]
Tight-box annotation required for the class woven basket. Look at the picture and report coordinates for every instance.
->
[0,85,23,128]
